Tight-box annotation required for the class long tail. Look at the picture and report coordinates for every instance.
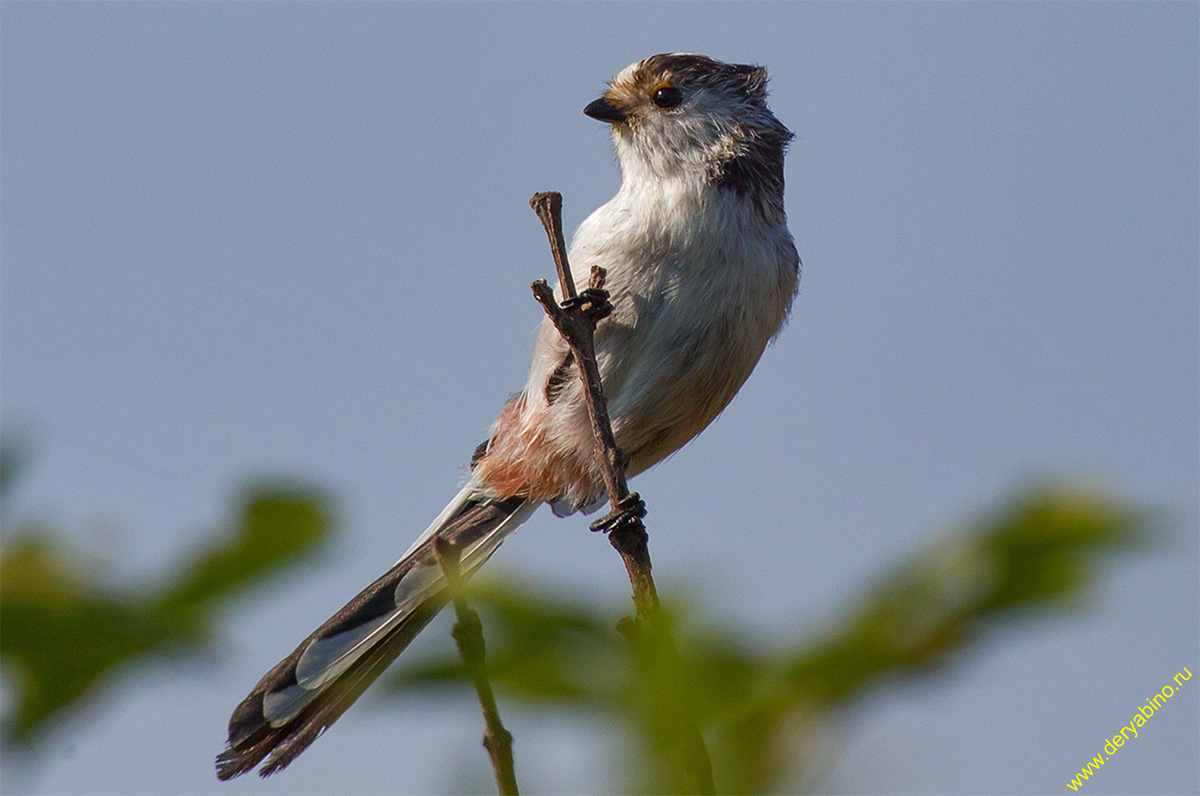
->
[216,487,538,779]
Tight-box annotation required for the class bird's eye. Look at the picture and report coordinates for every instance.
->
[651,84,682,109]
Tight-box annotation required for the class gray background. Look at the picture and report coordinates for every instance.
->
[2,3,1196,794]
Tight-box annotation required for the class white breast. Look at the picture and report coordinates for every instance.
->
[522,176,799,486]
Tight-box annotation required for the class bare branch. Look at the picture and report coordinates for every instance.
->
[529,191,577,301]
[528,191,714,794]
[434,537,519,796]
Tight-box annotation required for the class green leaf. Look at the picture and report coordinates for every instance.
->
[152,489,333,622]
[0,537,171,743]
[381,485,1140,794]
[0,487,333,746]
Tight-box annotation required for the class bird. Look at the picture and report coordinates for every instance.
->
[216,52,800,780]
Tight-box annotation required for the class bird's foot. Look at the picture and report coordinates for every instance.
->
[589,492,646,534]
[563,287,612,323]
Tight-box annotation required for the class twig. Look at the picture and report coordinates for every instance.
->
[434,537,519,796]
[529,191,714,795]
[528,192,656,615]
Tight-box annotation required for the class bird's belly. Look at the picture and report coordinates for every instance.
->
[604,289,776,475]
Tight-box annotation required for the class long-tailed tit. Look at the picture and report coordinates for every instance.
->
[217,53,800,779]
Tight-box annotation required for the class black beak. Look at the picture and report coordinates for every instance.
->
[584,96,627,124]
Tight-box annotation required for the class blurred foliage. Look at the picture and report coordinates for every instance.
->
[0,439,26,502]
[0,436,1141,792]
[0,448,333,747]
[386,487,1139,794]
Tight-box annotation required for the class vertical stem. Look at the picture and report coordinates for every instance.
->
[434,537,519,796]
[530,192,577,301]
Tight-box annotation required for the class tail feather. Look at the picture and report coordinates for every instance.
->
[216,493,536,779]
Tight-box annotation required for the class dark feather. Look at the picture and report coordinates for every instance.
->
[216,496,525,779]
[544,352,576,405]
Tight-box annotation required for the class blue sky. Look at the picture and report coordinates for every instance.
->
[2,3,1197,794]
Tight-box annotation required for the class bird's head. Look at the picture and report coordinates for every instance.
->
[585,53,793,216]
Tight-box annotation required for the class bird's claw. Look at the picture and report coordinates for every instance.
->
[589,492,647,533]
[563,287,612,322]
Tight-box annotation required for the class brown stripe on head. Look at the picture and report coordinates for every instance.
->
[634,53,769,104]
